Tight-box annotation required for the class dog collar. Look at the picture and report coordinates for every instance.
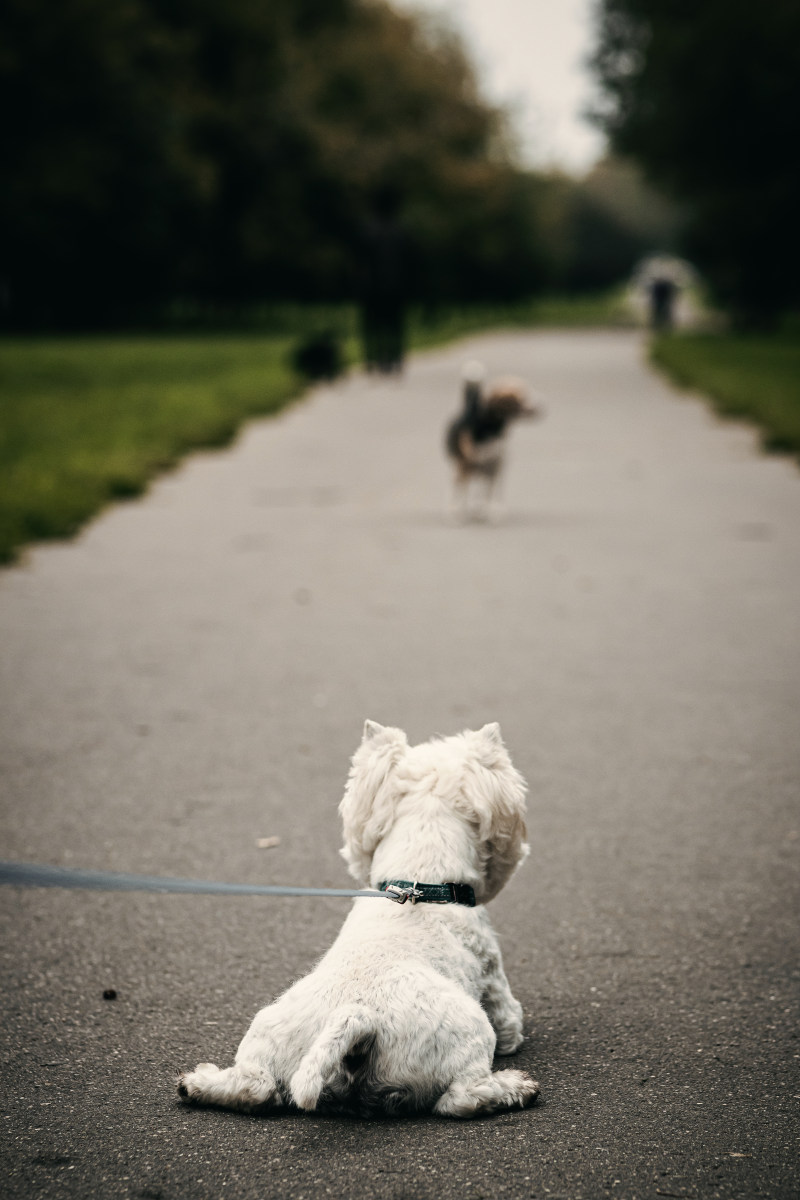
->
[378,879,476,907]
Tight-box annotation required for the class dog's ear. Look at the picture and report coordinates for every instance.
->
[478,721,503,748]
[362,719,387,742]
[338,722,408,884]
[466,724,529,902]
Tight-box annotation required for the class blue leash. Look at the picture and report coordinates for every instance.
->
[0,860,385,900]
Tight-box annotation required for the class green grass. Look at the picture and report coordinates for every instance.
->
[651,331,800,461]
[0,293,627,564]
[408,290,632,348]
[0,335,303,563]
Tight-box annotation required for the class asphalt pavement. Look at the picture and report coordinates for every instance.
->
[1,329,798,1200]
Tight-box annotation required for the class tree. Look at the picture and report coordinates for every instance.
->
[0,0,548,328]
[591,0,800,325]
[1,0,202,325]
[532,158,684,294]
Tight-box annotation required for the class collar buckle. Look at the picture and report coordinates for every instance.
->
[384,882,424,905]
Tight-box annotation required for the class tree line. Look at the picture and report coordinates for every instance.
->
[591,0,800,326]
[2,0,678,331]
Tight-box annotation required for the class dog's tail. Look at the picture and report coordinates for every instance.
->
[289,1004,376,1111]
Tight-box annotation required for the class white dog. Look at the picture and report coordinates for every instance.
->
[178,721,539,1118]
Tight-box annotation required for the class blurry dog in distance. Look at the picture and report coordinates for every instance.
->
[178,721,539,1118]
[446,361,541,520]
[291,330,344,381]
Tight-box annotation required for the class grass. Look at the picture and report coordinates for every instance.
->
[408,290,632,348]
[651,330,800,461]
[0,292,627,564]
[0,335,303,563]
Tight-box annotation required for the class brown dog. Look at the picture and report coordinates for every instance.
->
[446,363,540,519]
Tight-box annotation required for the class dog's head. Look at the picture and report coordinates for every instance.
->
[339,721,528,903]
[485,377,541,422]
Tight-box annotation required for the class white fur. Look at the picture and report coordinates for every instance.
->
[178,722,539,1118]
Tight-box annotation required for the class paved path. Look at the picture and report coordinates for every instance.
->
[1,330,798,1200]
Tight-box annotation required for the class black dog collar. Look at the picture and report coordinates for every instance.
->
[378,879,476,907]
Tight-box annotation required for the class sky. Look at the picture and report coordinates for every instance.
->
[395,0,607,174]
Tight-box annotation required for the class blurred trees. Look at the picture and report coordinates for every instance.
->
[1,0,549,328]
[591,0,800,325]
[2,0,689,330]
[536,158,683,293]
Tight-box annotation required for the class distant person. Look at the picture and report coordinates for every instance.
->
[358,183,410,374]
[649,276,678,330]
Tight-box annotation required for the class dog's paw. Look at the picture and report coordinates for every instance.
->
[289,1062,323,1111]
[177,1062,218,1103]
[502,1069,540,1108]
[178,1062,280,1112]
[176,1065,211,1099]
[495,1029,524,1055]
[433,1068,540,1117]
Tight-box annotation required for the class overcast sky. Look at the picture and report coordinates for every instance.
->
[396,0,607,174]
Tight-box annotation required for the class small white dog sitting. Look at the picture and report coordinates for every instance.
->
[178,721,539,1118]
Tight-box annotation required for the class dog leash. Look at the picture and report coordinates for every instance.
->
[0,861,475,905]
[0,861,383,899]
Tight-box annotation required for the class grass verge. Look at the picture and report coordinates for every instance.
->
[651,331,800,461]
[0,335,302,564]
[408,290,632,348]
